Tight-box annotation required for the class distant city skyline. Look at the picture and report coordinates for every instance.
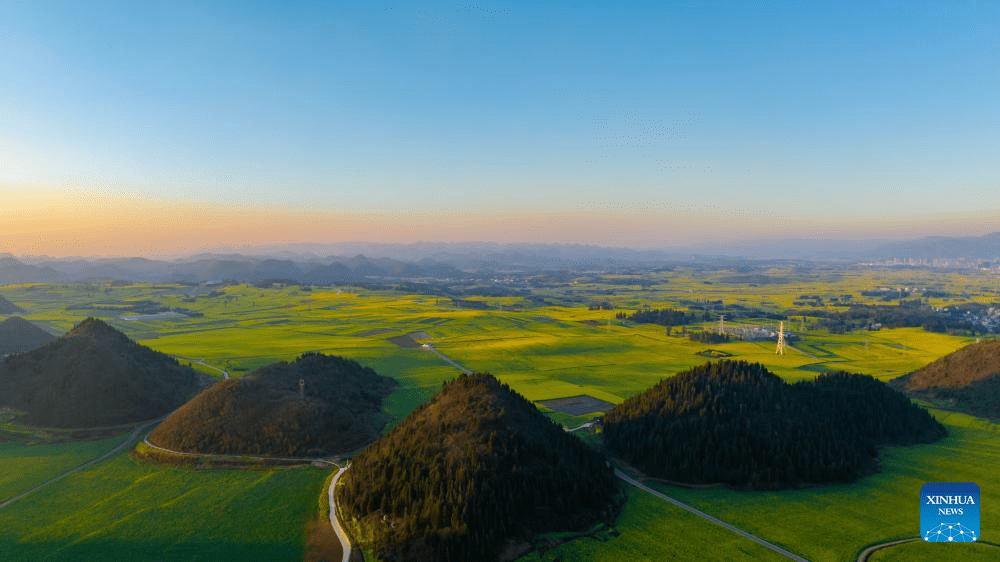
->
[3,1,999,257]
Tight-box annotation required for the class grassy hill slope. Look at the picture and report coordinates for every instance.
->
[892,339,1000,418]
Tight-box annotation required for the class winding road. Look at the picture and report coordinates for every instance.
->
[141,434,353,560]
[426,338,808,561]
[173,355,229,379]
[0,417,162,510]
[856,537,1000,561]
[328,466,353,562]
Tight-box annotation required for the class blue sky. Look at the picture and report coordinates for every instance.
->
[2,0,999,254]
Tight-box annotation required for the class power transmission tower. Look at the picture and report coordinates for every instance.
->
[775,321,785,355]
[717,314,725,335]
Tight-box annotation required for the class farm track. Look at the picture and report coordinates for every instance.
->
[173,355,229,379]
[426,346,472,374]
[614,469,810,562]
[856,537,1000,561]
[141,435,340,467]
[0,417,163,509]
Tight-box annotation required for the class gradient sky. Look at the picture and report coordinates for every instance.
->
[3,0,1000,256]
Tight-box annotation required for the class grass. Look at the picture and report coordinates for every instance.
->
[638,410,1000,562]
[518,484,788,561]
[0,435,129,501]
[0,453,328,562]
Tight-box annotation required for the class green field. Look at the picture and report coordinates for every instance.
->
[0,454,327,562]
[520,485,788,562]
[1,272,997,561]
[0,435,128,501]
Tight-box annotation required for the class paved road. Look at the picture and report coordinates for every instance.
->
[615,469,810,562]
[0,418,162,509]
[328,466,353,562]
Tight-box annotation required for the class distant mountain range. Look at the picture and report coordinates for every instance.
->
[2,232,999,285]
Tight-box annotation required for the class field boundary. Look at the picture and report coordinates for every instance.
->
[0,417,161,509]
[615,469,810,562]
[141,435,340,468]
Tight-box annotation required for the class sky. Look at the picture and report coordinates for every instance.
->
[2,0,1000,257]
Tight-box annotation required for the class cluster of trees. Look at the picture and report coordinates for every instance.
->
[617,308,696,326]
[603,361,945,489]
[814,301,986,334]
[688,331,732,344]
[339,373,618,562]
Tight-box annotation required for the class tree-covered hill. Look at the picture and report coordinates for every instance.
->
[0,316,56,355]
[0,318,209,427]
[604,361,945,489]
[339,373,619,562]
[149,352,397,457]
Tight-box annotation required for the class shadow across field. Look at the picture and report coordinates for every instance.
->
[0,537,303,562]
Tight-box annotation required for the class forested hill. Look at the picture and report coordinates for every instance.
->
[892,339,1000,419]
[604,361,945,490]
[149,352,397,457]
[339,373,619,562]
[0,295,24,314]
[0,316,56,355]
[0,318,208,427]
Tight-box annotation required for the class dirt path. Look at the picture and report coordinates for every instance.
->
[564,422,595,432]
[0,417,162,509]
[328,466,353,562]
[141,435,339,467]
[856,537,1000,561]
[426,346,472,374]
[615,469,810,562]
[855,537,920,561]
[174,355,229,379]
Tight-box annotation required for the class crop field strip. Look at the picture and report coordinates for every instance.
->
[0,452,329,562]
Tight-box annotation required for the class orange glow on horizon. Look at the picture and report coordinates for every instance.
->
[3,190,1000,258]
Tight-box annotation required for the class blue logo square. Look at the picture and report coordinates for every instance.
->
[920,482,980,543]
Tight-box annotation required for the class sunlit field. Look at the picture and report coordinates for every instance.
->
[0,269,996,561]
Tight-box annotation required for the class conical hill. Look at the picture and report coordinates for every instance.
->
[148,352,397,457]
[0,317,210,427]
[604,360,945,489]
[891,339,1000,418]
[0,316,56,355]
[0,295,24,314]
[339,373,619,562]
